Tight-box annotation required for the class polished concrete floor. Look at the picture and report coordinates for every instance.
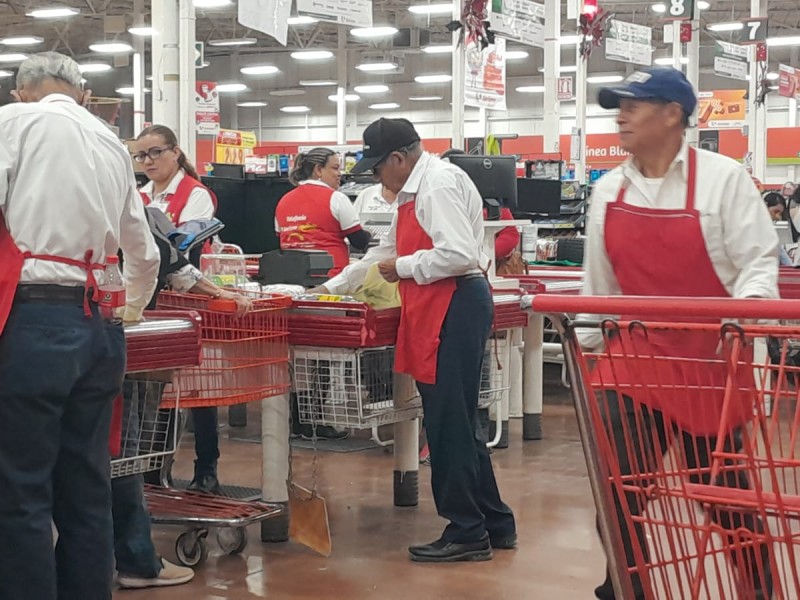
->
[119,378,607,599]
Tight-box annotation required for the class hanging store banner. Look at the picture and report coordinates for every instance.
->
[296,0,372,28]
[696,90,747,129]
[238,0,292,46]
[465,38,507,111]
[713,41,749,81]
[489,0,545,48]
[195,81,220,135]
[215,130,258,165]
[778,64,800,100]
[605,20,652,66]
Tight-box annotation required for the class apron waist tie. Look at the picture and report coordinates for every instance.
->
[22,250,104,317]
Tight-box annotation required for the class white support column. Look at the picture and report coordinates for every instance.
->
[178,0,196,161]
[672,22,682,70]
[260,393,291,542]
[478,106,488,145]
[574,47,588,185]
[789,48,799,182]
[451,0,465,149]
[229,54,239,131]
[747,0,768,181]
[542,0,561,153]
[336,26,347,145]
[686,14,700,147]
[151,0,179,131]
[132,0,146,136]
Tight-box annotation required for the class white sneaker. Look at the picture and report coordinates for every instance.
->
[117,559,195,589]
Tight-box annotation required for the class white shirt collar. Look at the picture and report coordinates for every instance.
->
[400,152,433,196]
[298,179,333,190]
[141,169,186,198]
[39,93,78,105]
[622,138,689,182]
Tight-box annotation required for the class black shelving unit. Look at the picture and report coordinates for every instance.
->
[531,181,587,238]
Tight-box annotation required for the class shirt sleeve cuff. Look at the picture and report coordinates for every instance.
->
[325,275,348,295]
[395,256,414,280]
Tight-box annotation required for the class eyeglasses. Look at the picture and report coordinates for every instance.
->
[132,146,173,163]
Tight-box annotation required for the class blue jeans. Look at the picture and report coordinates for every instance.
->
[0,301,125,600]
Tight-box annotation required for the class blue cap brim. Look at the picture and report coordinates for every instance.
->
[598,86,645,110]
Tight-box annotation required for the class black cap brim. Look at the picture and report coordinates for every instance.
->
[350,154,384,175]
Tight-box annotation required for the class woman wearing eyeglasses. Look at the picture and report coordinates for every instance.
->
[134,124,217,226]
[133,124,221,495]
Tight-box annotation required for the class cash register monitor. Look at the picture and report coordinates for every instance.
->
[514,178,562,217]
[447,155,518,218]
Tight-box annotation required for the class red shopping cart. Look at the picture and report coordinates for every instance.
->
[533,295,800,600]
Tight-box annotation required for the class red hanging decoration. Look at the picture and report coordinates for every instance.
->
[578,7,613,61]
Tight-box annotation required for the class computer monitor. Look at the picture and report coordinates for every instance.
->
[514,178,562,217]
[447,155,518,209]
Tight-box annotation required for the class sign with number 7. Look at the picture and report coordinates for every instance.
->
[737,18,768,44]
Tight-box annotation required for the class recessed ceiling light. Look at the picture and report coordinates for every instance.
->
[654,56,689,65]
[128,26,156,36]
[505,50,529,60]
[193,0,232,7]
[409,3,454,15]
[208,37,257,47]
[356,62,398,72]
[280,105,311,113]
[270,88,306,96]
[351,26,399,38]
[697,0,710,9]
[287,16,318,25]
[116,86,151,95]
[299,79,337,87]
[89,42,134,54]
[767,72,780,81]
[237,101,268,107]
[422,45,454,54]
[586,75,624,83]
[79,63,112,73]
[354,84,389,94]
[0,70,13,78]
[240,65,279,75]
[767,36,800,47]
[26,7,79,18]
[328,93,360,102]
[415,74,452,83]
[409,95,442,101]
[517,85,545,93]
[538,65,578,73]
[707,22,744,32]
[559,35,580,45]
[768,85,779,90]
[369,102,400,110]
[651,3,667,13]
[0,36,43,46]
[290,49,334,60]
[0,53,27,63]
[216,83,248,92]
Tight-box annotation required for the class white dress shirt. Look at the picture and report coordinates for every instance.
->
[0,94,159,321]
[326,153,487,294]
[580,141,779,347]
[353,183,397,215]
[274,179,361,234]
[140,169,215,223]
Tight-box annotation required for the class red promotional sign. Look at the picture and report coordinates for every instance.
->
[779,64,800,101]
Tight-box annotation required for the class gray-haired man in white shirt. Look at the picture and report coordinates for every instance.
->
[0,52,159,600]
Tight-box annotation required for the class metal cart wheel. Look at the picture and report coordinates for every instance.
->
[217,526,248,555]
[175,528,209,567]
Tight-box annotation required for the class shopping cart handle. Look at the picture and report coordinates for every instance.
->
[531,294,800,320]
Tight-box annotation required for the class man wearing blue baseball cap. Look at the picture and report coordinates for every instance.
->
[582,67,778,599]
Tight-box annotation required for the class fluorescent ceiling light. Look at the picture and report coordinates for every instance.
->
[517,85,545,93]
[270,88,306,96]
[654,56,689,65]
[505,50,529,60]
[415,74,452,83]
[26,7,79,18]
[0,70,13,78]
[78,62,112,73]
[356,62,398,72]
[767,71,779,81]
[280,105,311,113]
[769,85,779,90]
[559,35,580,45]
[409,95,442,101]
[128,26,156,36]
[237,101,268,107]
[697,0,710,8]
[651,3,667,12]
[240,65,279,75]
[208,37,257,47]
[116,86,150,95]
[0,53,27,62]
[409,3,454,15]
[707,22,743,32]
[538,65,577,73]
[328,93,360,102]
[216,83,248,92]
[369,102,400,110]
[422,45,454,54]
[354,84,389,93]
[299,79,337,86]
[351,26,399,38]
[0,36,43,46]
[89,42,133,54]
[193,0,232,7]
[587,75,624,83]
[767,36,800,48]
[290,49,334,60]
[288,16,318,25]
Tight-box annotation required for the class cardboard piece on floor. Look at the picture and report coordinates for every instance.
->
[288,482,331,557]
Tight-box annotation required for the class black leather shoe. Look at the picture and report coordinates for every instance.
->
[489,532,517,550]
[408,535,492,563]
[187,474,221,495]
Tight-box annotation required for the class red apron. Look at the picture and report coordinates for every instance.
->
[595,147,753,435]
[394,201,457,384]
[140,174,218,227]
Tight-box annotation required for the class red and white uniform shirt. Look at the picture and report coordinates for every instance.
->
[140,169,216,226]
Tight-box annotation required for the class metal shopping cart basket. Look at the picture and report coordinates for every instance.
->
[533,294,800,600]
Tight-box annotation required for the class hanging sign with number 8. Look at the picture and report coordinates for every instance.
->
[665,0,694,20]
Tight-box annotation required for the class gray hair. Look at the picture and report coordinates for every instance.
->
[17,52,83,89]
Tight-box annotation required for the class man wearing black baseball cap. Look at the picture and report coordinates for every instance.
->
[317,118,516,563]
[582,67,777,599]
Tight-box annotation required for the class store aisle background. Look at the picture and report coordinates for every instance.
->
[129,367,604,600]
